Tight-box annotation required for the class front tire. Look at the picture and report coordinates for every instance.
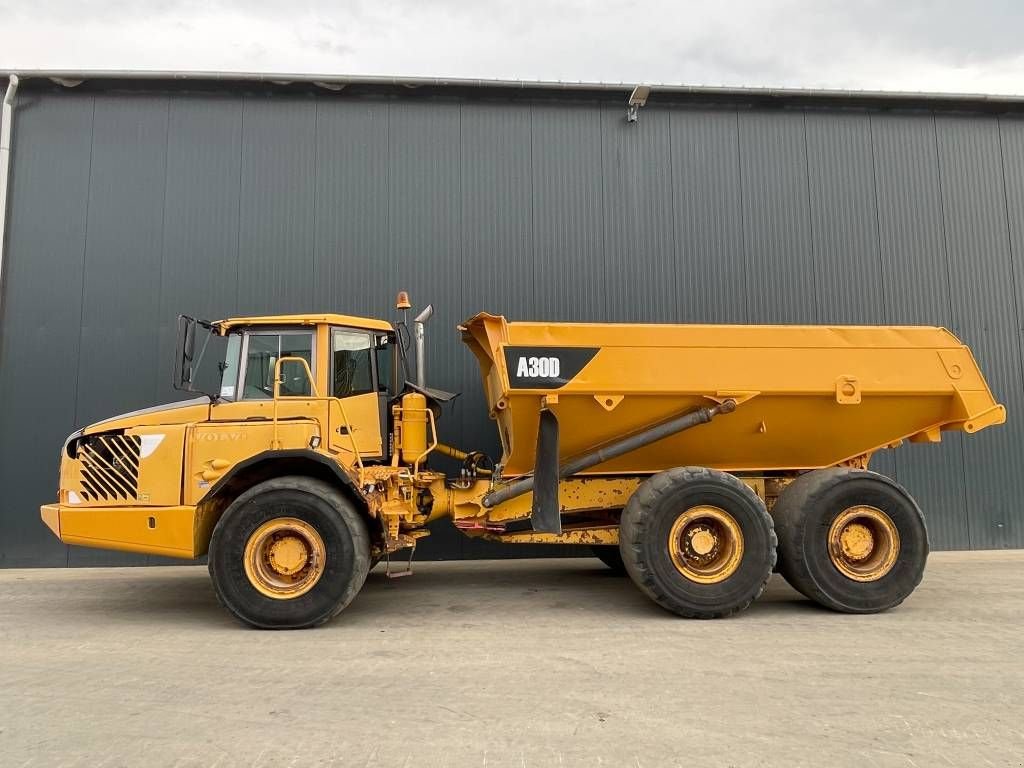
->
[773,468,928,613]
[208,476,371,629]
[619,467,776,618]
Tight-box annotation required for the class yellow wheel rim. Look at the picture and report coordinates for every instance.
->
[668,505,744,584]
[827,505,900,582]
[243,517,326,599]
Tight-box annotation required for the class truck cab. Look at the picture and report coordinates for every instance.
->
[41,312,423,564]
[208,314,399,463]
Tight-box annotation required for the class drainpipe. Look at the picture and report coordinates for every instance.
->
[0,74,20,317]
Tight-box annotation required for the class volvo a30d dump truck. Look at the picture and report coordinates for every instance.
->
[40,294,1006,628]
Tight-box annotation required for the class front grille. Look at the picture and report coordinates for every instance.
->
[77,434,141,502]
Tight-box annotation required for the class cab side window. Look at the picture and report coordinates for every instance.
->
[241,332,314,399]
[332,330,373,398]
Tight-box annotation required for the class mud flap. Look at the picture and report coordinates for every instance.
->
[531,408,562,534]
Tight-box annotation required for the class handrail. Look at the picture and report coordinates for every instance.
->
[412,408,438,476]
[272,356,320,450]
[272,356,320,398]
[270,356,364,467]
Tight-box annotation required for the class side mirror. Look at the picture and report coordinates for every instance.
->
[173,315,198,390]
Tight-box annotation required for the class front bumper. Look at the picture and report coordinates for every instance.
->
[39,503,201,559]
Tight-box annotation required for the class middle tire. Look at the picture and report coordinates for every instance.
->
[619,466,777,618]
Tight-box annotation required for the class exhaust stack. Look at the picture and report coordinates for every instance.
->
[413,304,433,389]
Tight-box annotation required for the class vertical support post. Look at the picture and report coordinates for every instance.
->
[0,74,21,322]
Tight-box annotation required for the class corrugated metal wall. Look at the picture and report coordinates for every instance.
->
[1,83,1021,566]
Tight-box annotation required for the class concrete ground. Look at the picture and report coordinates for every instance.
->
[1,552,1022,768]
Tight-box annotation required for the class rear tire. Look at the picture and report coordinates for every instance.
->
[619,467,776,619]
[208,476,371,629]
[591,545,626,574]
[773,468,928,613]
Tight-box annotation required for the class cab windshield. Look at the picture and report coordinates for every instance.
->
[239,331,314,399]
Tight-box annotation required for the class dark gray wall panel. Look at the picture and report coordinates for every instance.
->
[738,111,817,324]
[997,115,1024,549]
[70,94,171,565]
[236,95,316,316]
[935,116,1023,549]
[600,106,676,322]
[530,102,607,322]
[0,93,95,566]
[2,86,1023,564]
[871,116,958,325]
[312,100,390,317]
[668,109,746,323]
[805,112,885,325]
[1001,117,1024,346]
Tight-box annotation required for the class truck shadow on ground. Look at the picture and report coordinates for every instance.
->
[26,560,821,630]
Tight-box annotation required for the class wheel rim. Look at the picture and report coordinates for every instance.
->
[827,505,900,582]
[668,505,744,584]
[243,517,326,599]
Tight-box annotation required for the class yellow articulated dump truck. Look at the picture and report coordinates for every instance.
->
[40,294,1005,628]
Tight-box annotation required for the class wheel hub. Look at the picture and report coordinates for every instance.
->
[838,522,874,562]
[687,526,717,557]
[668,505,744,584]
[268,535,309,576]
[828,506,900,582]
[243,517,326,599]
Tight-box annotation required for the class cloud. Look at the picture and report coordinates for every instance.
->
[0,0,1021,95]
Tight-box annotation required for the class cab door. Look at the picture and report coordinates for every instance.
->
[188,328,326,504]
[328,328,384,461]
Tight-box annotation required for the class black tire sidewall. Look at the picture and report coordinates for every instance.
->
[792,474,928,613]
[210,482,366,629]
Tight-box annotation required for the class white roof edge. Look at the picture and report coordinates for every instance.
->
[0,69,1022,103]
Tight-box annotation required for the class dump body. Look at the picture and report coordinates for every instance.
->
[461,313,1006,476]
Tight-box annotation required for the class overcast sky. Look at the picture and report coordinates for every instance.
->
[1,0,1022,94]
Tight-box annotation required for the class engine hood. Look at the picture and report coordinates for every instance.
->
[80,396,212,436]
